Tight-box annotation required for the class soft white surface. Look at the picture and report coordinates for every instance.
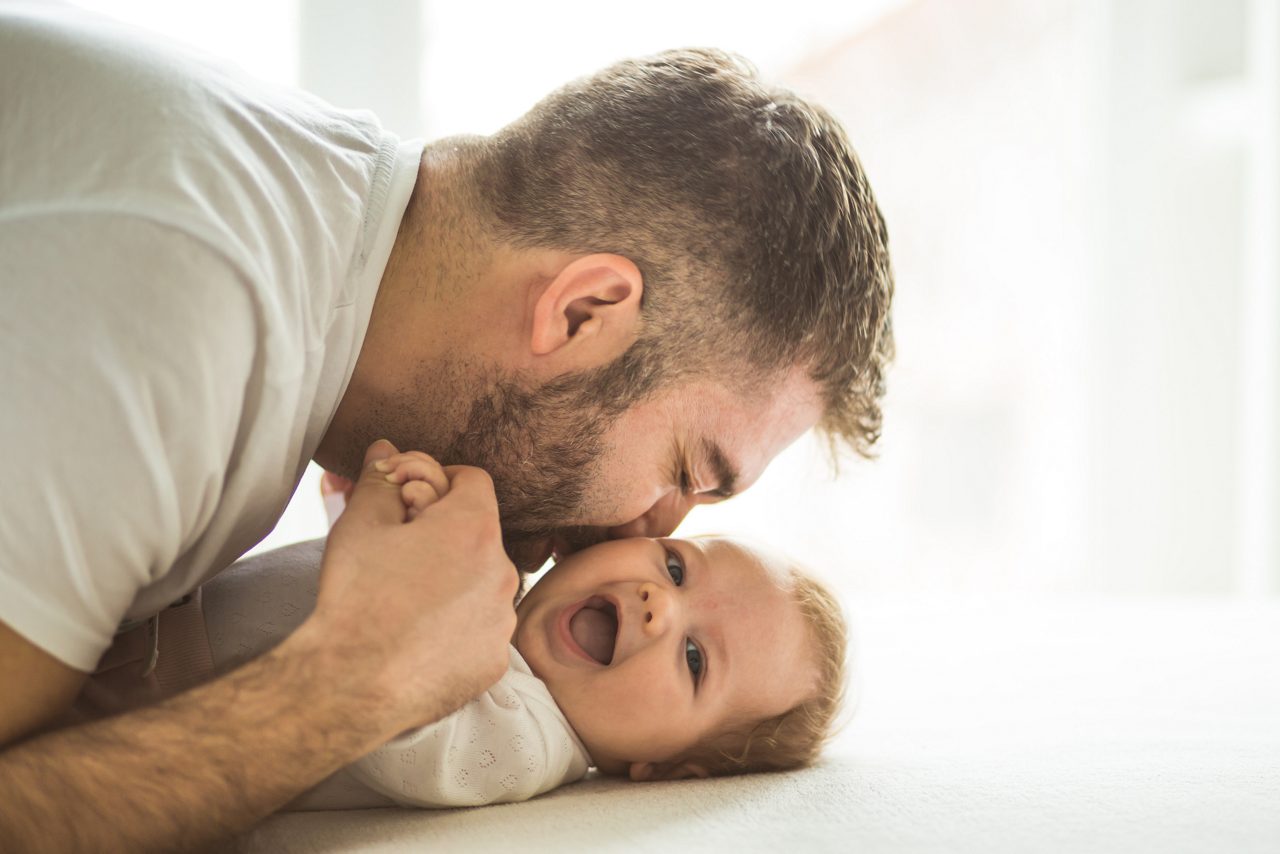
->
[237,596,1280,853]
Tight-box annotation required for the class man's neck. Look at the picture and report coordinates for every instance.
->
[314,141,587,478]
[314,151,478,475]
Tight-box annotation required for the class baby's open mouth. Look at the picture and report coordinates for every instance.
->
[569,596,618,665]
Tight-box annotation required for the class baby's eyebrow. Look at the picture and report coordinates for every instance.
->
[707,621,727,698]
[690,542,728,696]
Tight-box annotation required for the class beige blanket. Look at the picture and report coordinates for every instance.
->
[225,545,1279,853]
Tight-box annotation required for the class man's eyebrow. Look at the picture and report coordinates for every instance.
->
[700,439,739,498]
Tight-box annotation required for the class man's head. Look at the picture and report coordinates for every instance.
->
[321,48,893,570]
[512,535,849,778]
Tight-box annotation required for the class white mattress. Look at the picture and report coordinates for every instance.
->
[235,594,1280,853]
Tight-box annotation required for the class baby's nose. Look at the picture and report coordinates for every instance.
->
[638,582,675,636]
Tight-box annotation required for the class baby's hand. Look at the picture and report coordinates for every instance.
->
[375,451,451,521]
[321,471,356,527]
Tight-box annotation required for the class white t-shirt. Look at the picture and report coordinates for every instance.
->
[0,3,424,671]
[199,539,592,811]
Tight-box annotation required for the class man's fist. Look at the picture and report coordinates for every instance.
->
[306,440,519,734]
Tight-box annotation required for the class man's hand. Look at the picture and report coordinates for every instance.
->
[299,440,519,733]
[379,449,450,521]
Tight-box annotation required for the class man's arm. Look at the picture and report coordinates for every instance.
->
[0,620,395,851]
[0,442,519,851]
[0,624,84,748]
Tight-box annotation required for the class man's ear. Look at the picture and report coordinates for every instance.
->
[628,760,711,782]
[529,253,643,367]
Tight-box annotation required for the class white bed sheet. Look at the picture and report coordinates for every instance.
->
[235,594,1280,853]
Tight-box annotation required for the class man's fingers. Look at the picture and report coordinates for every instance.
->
[401,480,441,520]
[340,439,408,527]
[436,465,500,515]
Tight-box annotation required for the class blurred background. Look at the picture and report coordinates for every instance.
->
[71,0,1279,599]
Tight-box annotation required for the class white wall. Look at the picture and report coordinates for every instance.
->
[297,0,425,136]
[1088,0,1276,594]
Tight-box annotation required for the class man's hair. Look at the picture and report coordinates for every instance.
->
[675,566,849,777]
[472,48,895,457]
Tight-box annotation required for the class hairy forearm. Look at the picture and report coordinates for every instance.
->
[0,624,396,853]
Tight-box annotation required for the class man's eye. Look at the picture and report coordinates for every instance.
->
[665,550,685,586]
[685,639,704,680]
[678,468,692,494]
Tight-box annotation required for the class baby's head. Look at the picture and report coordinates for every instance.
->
[513,536,848,780]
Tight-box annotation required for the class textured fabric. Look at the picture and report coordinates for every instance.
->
[0,2,422,670]
[238,593,1280,853]
[200,541,591,811]
[307,648,592,810]
[65,590,217,727]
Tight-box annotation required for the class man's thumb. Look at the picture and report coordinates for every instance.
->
[340,439,404,526]
[364,438,397,468]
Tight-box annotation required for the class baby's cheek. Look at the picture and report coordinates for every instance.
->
[567,672,636,729]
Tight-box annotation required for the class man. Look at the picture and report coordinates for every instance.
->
[0,4,892,850]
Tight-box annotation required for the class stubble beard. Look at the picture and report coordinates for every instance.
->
[440,374,620,572]
[339,362,622,573]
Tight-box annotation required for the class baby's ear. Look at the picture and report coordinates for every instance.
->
[628,761,710,782]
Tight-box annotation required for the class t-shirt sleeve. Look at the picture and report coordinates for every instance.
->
[0,211,257,671]
[346,673,588,808]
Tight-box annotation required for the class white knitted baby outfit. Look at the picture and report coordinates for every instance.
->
[198,541,592,810]
[293,646,592,810]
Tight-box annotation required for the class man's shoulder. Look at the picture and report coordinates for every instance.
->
[2,208,257,318]
[1,3,391,283]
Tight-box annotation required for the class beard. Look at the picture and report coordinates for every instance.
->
[333,340,669,572]
[335,358,649,572]
[437,373,620,572]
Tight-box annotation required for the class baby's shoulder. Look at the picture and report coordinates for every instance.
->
[349,649,588,807]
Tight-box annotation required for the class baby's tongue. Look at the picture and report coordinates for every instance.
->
[569,607,616,665]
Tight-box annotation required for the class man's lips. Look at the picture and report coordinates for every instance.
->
[556,595,621,666]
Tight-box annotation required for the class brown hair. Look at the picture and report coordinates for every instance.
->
[674,566,850,777]
[473,48,895,457]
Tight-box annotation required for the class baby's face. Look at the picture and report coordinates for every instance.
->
[514,537,816,777]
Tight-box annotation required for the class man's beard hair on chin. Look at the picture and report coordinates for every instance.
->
[346,343,669,571]
[502,524,609,575]
[439,375,621,572]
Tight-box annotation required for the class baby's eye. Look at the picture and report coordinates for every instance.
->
[665,549,685,586]
[685,639,704,681]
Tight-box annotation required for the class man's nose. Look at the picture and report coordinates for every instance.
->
[605,491,697,540]
[637,581,676,636]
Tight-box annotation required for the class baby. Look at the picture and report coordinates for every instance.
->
[87,452,850,810]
